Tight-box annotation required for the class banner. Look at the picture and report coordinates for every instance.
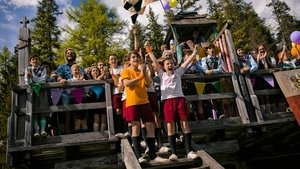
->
[274,69,300,126]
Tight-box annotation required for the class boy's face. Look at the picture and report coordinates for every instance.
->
[71,66,80,75]
[129,54,140,67]
[237,48,244,57]
[163,59,175,74]
[109,55,118,67]
[30,57,40,67]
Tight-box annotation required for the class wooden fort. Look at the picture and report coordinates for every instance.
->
[6,15,300,169]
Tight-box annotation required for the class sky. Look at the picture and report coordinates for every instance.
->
[0,0,299,52]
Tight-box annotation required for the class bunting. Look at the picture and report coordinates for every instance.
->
[50,89,63,106]
[31,83,41,96]
[71,88,85,104]
[263,75,275,87]
[122,0,158,24]
[194,82,206,95]
[91,85,104,100]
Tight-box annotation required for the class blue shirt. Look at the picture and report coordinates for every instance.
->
[238,54,258,73]
[56,63,88,80]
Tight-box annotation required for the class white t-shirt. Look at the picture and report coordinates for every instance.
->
[111,66,123,94]
[158,67,185,100]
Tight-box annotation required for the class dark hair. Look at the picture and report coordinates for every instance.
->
[29,54,39,61]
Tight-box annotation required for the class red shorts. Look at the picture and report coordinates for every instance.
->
[147,92,159,113]
[122,100,130,122]
[126,103,154,123]
[163,97,188,123]
[112,93,122,111]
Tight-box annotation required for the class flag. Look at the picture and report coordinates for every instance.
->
[122,0,158,24]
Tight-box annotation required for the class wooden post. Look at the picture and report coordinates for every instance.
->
[224,29,250,124]
[18,17,31,85]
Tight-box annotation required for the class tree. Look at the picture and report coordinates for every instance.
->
[58,0,126,67]
[145,7,165,57]
[207,0,275,52]
[267,0,298,48]
[128,22,147,51]
[31,0,61,67]
[0,47,17,169]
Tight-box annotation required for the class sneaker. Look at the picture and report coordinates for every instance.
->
[219,114,226,119]
[158,146,169,153]
[169,154,178,161]
[41,131,47,137]
[207,117,213,121]
[144,147,149,155]
[150,156,169,163]
[124,132,130,138]
[115,133,124,139]
[138,157,147,164]
[34,132,40,138]
[140,140,147,148]
[187,151,199,160]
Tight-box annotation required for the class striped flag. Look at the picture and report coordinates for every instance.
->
[122,0,158,24]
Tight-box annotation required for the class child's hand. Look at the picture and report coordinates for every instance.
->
[27,71,33,78]
[144,41,152,53]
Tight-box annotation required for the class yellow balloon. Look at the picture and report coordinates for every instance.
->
[169,0,177,8]
[291,47,299,57]
[292,42,296,48]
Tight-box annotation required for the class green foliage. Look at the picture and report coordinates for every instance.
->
[0,47,17,169]
[31,0,61,67]
[146,7,165,57]
[207,0,276,53]
[128,22,147,51]
[267,0,298,49]
[57,0,126,67]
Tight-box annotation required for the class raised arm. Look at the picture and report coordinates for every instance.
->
[180,45,198,69]
[144,41,161,73]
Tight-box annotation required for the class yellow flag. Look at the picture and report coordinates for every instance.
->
[194,82,206,95]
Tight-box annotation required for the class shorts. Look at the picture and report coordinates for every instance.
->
[126,103,154,123]
[163,97,188,123]
[113,93,122,111]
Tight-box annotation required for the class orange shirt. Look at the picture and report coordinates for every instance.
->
[120,68,149,107]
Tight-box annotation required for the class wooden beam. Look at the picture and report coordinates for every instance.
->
[185,92,235,101]
[196,150,225,169]
[121,139,142,169]
[20,102,107,114]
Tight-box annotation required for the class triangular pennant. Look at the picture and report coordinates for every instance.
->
[250,77,256,87]
[71,88,85,104]
[84,86,92,94]
[263,75,274,87]
[31,83,41,96]
[50,89,63,106]
[194,82,206,95]
[212,81,222,93]
[91,85,104,100]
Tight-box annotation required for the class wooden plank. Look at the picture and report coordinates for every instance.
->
[24,89,32,147]
[182,73,232,80]
[8,132,111,152]
[12,80,111,92]
[121,139,142,169]
[105,83,115,139]
[196,150,225,169]
[185,92,235,101]
[192,140,239,154]
[244,75,264,122]
[54,155,120,169]
[224,29,250,125]
[20,102,107,114]
[254,89,282,96]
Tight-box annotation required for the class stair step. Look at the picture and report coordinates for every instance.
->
[142,157,203,169]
